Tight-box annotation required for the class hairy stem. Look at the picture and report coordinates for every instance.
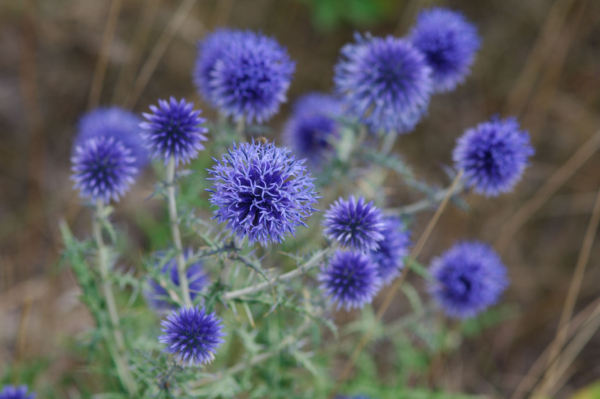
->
[166,156,192,307]
[93,201,137,395]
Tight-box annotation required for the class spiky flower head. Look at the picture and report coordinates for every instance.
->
[146,250,210,311]
[322,196,385,252]
[334,33,433,134]
[76,107,148,170]
[409,7,481,93]
[207,141,318,246]
[140,97,208,166]
[369,216,411,284]
[0,385,35,399]
[198,29,295,123]
[159,306,225,366]
[71,137,137,204]
[453,116,534,197]
[428,241,508,319]
[319,250,381,311]
[283,93,342,168]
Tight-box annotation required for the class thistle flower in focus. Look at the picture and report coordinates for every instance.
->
[145,250,210,311]
[207,141,318,246]
[322,196,385,252]
[453,116,534,197]
[159,307,225,366]
[195,29,295,123]
[409,7,481,93]
[140,97,208,166]
[283,93,342,168]
[369,216,411,284]
[334,33,433,134]
[0,386,36,399]
[319,250,381,311]
[76,107,148,170]
[71,137,138,204]
[428,241,508,319]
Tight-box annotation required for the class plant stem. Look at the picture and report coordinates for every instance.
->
[166,156,192,307]
[93,200,137,396]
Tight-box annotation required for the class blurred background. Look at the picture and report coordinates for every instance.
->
[1,0,600,397]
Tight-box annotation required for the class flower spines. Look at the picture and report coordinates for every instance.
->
[71,136,138,204]
[283,93,342,168]
[319,250,381,310]
[369,216,411,284]
[334,33,433,134]
[322,196,385,252]
[159,306,225,366]
[141,97,208,166]
[428,241,508,319]
[196,29,295,124]
[453,116,534,197]
[207,141,318,246]
[409,7,481,92]
[0,385,36,399]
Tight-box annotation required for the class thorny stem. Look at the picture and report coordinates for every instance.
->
[166,156,192,307]
[93,200,137,396]
[386,178,466,215]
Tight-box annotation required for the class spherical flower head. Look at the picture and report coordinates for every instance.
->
[71,136,138,204]
[207,141,318,246]
[146,250,210,311]
[334,33,433,134]
[209,30,295,123]
[193,29,246,104]
[453,116,534,197]
[319,250,381,310]
[428,241,508,319]
[322,196,385,252]
[369,216,411,284]
[0,385,35,399]
[159,306,225,366]
[76,107,148,170]
[283,93,342,168]
[140,97,209,166]
[409,7,481,92]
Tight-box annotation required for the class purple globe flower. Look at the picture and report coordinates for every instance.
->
[334,33,433,134]
[369,216,411,284]
[140,97,209,166]
[207,141,318,246]
[283,93,342,168]
[75,107,148,170]
[322,196,385,252]
[146,250,210,311]
[319,250,381,310]
[428,241,508,319]
[409,7,481,93]
[71,136,138,204]
[453,116,534,197]
[201,29,295,123]
[159,306,225,366]
[0,386,35,399]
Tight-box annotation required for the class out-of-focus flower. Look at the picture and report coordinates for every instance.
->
[369,216,411,284]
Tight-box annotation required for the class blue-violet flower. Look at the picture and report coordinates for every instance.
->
[0,385,35,399]
[369,216,411,284]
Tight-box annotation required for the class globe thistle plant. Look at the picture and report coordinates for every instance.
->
[409,7,481,93]
[453,116,534,197]
[146,250,210,311]
[76,107,148,170]
[369,216,411,284]
[71,137,138,204]
[283,93,342,168]
[140,97,209,166]
[0,386,35,399]
[428,241,508,319]
[318,250,382,311]
[207,141,318,246]
[198,29,295,123]
[334,33,433,134]
[322,196,385,252]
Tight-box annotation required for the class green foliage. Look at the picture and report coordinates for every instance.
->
[298,0,401,30]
